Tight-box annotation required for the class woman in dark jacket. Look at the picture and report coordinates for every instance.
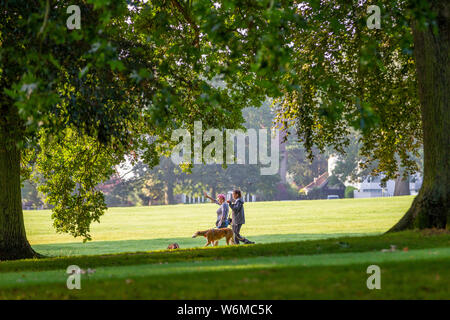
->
[227,190,254,245]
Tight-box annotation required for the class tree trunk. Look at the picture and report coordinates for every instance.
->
[164,182,174,205]
[389,2,449,231]
[394,175,410,196]
[279,127,288,183]
[0,105,39,260]
[211,186,216,199]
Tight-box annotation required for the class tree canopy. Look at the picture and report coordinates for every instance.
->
[0,0,448,260]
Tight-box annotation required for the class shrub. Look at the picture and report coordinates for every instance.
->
[307,187,325,200]
[345,186,357,198]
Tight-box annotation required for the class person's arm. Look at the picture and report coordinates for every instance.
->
[203,191,216,203]
[229,199,242,212]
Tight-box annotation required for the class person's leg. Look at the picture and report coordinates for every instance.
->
[233,224,254,244]
[232,224,242,244]
[234,224,249,244]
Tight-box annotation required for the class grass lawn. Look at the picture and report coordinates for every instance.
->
[2,196,448,299]
[26,196,414,256]
[0,230,449,299]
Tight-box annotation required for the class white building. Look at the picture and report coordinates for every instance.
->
[328,155,423,198]
[352,174,422,198]
[353,175,395,198]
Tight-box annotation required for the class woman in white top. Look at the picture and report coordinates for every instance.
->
[203,191,229,228]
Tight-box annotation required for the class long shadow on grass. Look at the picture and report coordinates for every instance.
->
[32,232,376,257]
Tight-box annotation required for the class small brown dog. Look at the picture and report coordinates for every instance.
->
[192,228,234,247]
[167,243,180,250]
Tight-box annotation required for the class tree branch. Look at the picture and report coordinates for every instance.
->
[171,0,200,48]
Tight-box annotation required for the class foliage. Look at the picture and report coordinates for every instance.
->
[287,144,328,187]
[121,104,283,203]
[35,128,120,240]
[332,133,366,183]
[285,182,300,200]
[306,187,324,200]
[118,159,283,203]
[344,186,357,199]
[103,177,143,207]
[1,0,442,241]
[327,175,342,188]
[274,0,423,181]
[332,131,424,185]
[3,0,292,239]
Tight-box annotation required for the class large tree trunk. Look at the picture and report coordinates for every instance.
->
[0,105,39,260]
[389,2,449,231]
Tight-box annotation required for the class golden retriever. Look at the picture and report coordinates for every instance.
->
[192,228,234,246]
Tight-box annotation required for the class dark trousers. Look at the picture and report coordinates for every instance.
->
[232,224,250,244]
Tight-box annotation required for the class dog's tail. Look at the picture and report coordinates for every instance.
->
[192,229,209,238]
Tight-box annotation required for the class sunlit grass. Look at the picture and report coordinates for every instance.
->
[25,196,415,256]
[1,230,449,299]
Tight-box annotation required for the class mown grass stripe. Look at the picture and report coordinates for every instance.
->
[1,247,449,289]
[2,230,449,273]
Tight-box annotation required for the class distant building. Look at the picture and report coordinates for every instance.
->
[351,173,422,198]
[352,175,395,198]
[303,172,329,194]
[328,155,422,198]
[302,172,346,199]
